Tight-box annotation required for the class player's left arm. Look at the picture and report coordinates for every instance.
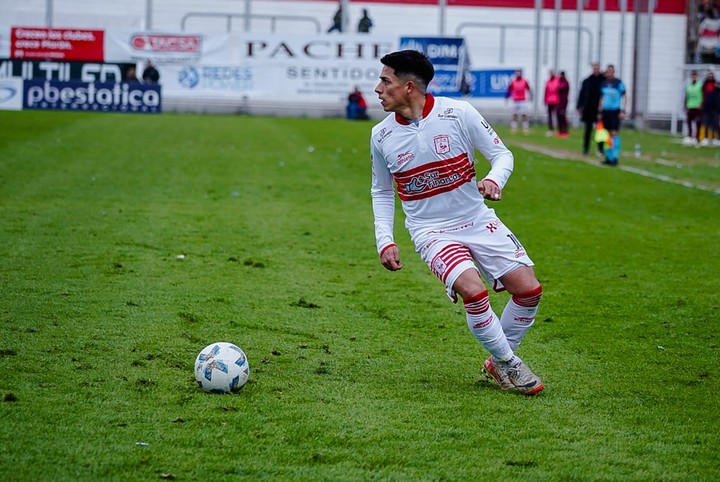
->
[464,107,513,201]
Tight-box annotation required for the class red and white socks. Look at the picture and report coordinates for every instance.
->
[499,286,543,351]
[464,291,513,362]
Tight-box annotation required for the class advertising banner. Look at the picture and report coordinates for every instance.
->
[0,58,134,83]
[23,80,161,113]
[155,33,396,103]
[399,37,471,96]
[0,78,23,110]
[104,31,231,64]
[10,27,104,61]
[467,69,515,98]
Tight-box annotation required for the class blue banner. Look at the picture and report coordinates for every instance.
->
[23,80,161,113]
[399,37,470,96]
[465,69,515,98]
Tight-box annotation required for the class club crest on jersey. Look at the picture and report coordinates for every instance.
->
[431,256,448,276]
[433,135,450,155]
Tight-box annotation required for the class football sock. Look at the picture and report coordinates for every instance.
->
[522,120,530,131]
[499,286,543,351]
[464,291,513,362]
[612,135,621,160]
[511,121,518,131]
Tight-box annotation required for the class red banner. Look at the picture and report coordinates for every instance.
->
[10,27,104,61]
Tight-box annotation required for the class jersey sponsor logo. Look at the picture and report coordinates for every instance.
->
[437,107,458,119]
[481,119,496,136]
[433,135,450,155]
[506,233,526,258]
[485,218,501,233]
[396,150,414,166]
[394,153,474,201]
[494,137,500,144]
[377,127,392,143]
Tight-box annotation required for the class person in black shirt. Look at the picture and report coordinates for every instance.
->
[576,63,604,156]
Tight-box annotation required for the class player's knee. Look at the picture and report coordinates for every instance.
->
[512,285,542,307]
[463,289,489,306]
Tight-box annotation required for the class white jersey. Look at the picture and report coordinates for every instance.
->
[370,94,514,253]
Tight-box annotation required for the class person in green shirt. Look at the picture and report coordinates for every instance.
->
[684,70,703,145]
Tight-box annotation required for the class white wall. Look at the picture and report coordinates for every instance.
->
[0,0,688,120]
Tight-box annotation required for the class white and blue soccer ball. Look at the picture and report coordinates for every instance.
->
[194,342,250,393]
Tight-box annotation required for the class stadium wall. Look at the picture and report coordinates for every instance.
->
[0,0,688,127]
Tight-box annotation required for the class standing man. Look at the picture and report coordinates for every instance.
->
[370,50,544,395]
[576,63,604,156]
[543,70,560,136]
[506,69,533,134]
[598,64,627,166]
[556,71,570,138]
[701,70,720,146]
[357,8,373,33]
[142,60,160,84]
[683,70,702,145]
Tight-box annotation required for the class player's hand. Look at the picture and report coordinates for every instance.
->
[380,245,403,271]
[478,179,502,201]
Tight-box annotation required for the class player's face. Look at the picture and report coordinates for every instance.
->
[375,66,409,113]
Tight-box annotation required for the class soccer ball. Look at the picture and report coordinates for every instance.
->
[194,342,250,393]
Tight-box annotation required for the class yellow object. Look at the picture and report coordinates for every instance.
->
[594,120,612,147]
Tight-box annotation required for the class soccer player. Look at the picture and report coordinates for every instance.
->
[597,64,627,166]
[370,50,544,395]
[506,69,533,134]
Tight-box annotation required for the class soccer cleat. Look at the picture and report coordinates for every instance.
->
[482,356,514,390]
[504,359,544,395]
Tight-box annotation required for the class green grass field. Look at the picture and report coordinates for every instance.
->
[1,110,719,481]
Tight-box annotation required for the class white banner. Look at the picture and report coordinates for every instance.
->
[109,32,397,105]
[104,30,232,65]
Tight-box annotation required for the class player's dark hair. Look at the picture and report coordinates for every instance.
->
[380,50,435,88]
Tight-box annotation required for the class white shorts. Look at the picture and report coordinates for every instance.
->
[511,101,529,115]
[414,209,534,302]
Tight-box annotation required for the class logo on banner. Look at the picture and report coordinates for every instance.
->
[0,80,23,110]
[23,80,161,113]
[0,86,16,103]
[131,34,202,53]
[433,135,450,155]
[178,67,200,88]
[177,66,253,92]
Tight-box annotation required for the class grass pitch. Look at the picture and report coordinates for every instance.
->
[0,110,719,481]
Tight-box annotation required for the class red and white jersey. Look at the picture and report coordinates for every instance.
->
[370,94,514,253]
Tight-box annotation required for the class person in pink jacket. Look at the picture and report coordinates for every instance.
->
[506,69,533,134]
[544,70,560,136]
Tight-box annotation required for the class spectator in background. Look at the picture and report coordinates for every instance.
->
[701,70,720,146]
[684,70,703,145]
[327,3,343,33]
[556,71,570,138]
[506,69,532,134]
[142,61,160,84]
[347,86,369,120]
[124,64,139,83]
[358,8,373,33]
[543,70,560,136]
[696,6,720,64]
[576,63,604,156]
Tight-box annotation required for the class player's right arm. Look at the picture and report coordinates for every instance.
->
[370,133,402,271]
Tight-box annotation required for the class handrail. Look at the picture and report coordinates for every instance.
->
[181,12,322,33]
[455,22,593,65]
